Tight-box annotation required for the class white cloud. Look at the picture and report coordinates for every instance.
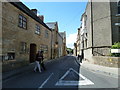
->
[66,33,77,49]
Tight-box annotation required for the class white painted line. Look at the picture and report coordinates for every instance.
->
[55,68,94,86]
[60,68,71,80]
[38,73,54,88]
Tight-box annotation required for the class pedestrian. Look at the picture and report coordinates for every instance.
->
[77,54,80,61]
[34,51,42,73]
[80,50,84,63]
[39,51,46,71]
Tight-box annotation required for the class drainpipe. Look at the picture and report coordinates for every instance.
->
[91,0,94,55]
[51,30,53,59]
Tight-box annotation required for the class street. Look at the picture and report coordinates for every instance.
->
[2,56,119,89]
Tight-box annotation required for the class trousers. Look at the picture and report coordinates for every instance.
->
[34,61,41,72]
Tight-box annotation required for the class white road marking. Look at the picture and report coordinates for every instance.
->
[55,68,94,86]
[38,73,54,88]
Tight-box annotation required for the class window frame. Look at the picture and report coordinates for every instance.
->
[20,42,27,53]
[45,30,49,38]
[35,24,41,35]
[18,14,27,29]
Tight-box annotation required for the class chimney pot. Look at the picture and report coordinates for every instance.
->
[31,9,37,15]
[38,15,44,22]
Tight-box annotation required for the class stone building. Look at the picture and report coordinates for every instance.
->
[59,31,67,56]
[46,22,59,59]
[46,22,66,58]
[73,43,77,56]
[76,28,81,56]
[58,33,63,57]
[80,0,120,63]
[2,2,52,72]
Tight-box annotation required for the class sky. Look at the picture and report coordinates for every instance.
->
[20,1,87,49]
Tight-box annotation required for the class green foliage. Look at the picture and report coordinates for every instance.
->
[67,48,73,54]
[111,42,120,57]
[111,42,120,49]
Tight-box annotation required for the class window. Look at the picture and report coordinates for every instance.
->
[118,1,120,14]
[35,25,40,35]
[119,26,120,33]
[18,14,27,29]
[20,42,27,53]
[7,53,15,60]
[40,45,48,53]
[45,30,49,38]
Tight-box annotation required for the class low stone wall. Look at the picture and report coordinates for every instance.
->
[2,60,29,72]
[92,56,120,68]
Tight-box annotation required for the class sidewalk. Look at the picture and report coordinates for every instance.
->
[75,56,120,78]
[2,63,35,81]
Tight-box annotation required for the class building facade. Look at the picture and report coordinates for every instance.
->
[59,31,67,56]
[80,0,120,63]
[2,2,52,71]
[46,22,59,59]
[46,23,67,58]
[58,33,63,57]
[76,28,81,56]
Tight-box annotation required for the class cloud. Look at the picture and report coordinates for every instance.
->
[66,33,77,49]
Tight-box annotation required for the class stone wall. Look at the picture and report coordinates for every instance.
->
[92,2,112,47]
[2,2,52,72]
[2,60,29,72]
[93,47,111,56]
[93,56,120,68]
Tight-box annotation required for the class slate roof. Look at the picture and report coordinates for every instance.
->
[46,22,57,30]
[10,2,51,31]
[59,32,66,38]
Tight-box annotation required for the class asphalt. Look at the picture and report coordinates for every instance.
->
[2,55,120,81]
[2,55,120,89]
[2,56,66,81]
[2,56,80,88]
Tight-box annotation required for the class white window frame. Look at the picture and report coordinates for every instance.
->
[45,30,49,38]
[18,14,27,29]
[35,24,40,35]
[115,23,120,26]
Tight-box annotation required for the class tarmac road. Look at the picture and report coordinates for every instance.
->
[2,56,119,90]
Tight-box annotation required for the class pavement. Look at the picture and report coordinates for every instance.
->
[74,56,120,78]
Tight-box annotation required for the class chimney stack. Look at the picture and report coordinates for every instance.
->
[38,15,44,22]
[78,28,80,34]
[31,9,37,15]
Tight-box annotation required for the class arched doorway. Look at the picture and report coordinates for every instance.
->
[29,44,37,63]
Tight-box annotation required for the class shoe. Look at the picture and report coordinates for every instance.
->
[34,70,36,72]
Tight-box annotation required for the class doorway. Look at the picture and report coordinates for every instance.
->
[29,44,37,63]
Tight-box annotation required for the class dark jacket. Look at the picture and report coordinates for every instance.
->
[35,53,43,62]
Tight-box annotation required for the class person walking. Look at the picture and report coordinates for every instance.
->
[77,54,80,61]
[39,51,46,71]
[80,50,84,63]
[34,51,42,73]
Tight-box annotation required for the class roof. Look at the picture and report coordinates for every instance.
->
[80,12,86,21]
[46,22,57,30]
[10,2,51,31]
[59,32,66,38]
[58,33,63,40]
